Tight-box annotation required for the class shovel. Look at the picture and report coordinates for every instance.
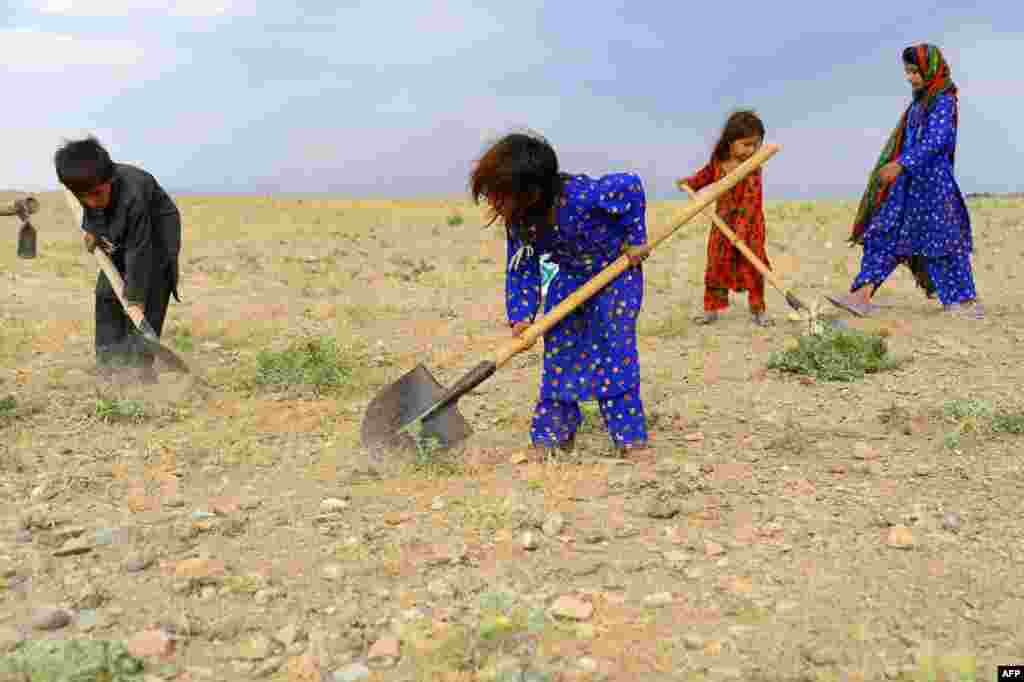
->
[1,196,39,259]
[679,182,809,313]
[360,143,782,453]
[61,187,190,373]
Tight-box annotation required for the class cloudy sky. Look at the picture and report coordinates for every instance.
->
[2,1,1020,198]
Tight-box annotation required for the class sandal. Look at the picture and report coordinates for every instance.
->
[945,302,986,320]
[615,442,651,457]
[693,312,719,325]
[825,294,878,318]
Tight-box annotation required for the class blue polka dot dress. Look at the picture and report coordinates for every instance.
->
[852,93,978,306]
[505,172,649,449]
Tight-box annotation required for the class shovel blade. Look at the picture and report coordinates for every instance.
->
[361,363,473,453]
[17,223,36,259]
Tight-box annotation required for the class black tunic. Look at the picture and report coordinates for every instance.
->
[81,163,181,305]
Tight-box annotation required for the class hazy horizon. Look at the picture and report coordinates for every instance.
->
[4,2,1021,200]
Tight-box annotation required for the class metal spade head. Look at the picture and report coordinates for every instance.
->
[361,363,473,453]
[17,222,36,259]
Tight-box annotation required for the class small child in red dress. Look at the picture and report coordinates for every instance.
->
[677,110,773,327]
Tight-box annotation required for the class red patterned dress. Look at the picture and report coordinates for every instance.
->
[682,161,770,313]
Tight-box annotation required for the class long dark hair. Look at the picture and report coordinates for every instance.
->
[711,110,766,162]
[55,136,115,193]
[469,130,562,242]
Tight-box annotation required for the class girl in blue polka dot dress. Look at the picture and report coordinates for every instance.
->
[470,131,652,456]
[829,43,983,320]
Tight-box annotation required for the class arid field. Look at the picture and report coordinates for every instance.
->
[2,190,1023,682]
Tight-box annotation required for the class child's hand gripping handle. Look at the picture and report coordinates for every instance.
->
[679,181,807,312]
[491,143,781,369]
[61,187,158,343]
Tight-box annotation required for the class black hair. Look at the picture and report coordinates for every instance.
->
[54,136,115,194]
[469,130,561,241]
[712,110,766,162]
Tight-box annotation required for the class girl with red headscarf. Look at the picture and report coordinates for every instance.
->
[827,44,983,319]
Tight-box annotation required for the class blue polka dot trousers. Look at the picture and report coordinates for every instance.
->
[530,385,648,448]
[852,247,978,306]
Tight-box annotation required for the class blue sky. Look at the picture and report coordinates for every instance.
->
[2,1,1021,198]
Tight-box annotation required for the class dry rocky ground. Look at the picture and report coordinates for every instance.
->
[1,191,1024,682]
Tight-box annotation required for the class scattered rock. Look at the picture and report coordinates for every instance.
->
[334,662,371,682]
[542,513,565,537]
[255,588,286,605]
[942,512,963,533]
[275,624,304,648]
[320,498,349,513]
[30,607,71,631]
[94,527,129,547]
[126,629,176,659]
[322,564,345,581]
[683,634,704,650]
[886,525,916,549]
[175,557,227,583]
[124,553,155,573]
[366,636,400,666]
[53,537,93,557]
[703,639,724,656]
[704,541,726,558]
[285,653,323,682]
[237,632,276,661]
[549,596,593,621]
[644,592,674,607]
[521,532,539,551]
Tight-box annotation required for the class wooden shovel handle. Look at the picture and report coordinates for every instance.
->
[491,143,780,368]
[61,187,147,329]
[679,183,784,291]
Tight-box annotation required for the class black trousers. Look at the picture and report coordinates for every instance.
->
[95,265,174,369]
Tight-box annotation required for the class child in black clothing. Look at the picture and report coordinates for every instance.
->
[55,137,182,383]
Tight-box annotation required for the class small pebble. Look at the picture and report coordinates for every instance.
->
[320,498,349,513]
[430,497,445,511]
[334,662,371,682]
[542,513,565,537]
[54,537,94,557]
[124,554,155,573]
[683,634,704,650]
[942,512,963,533]
[31,607,71,631]
[77,610,100,631]
[644,592,674,607]
[521,532,539,551]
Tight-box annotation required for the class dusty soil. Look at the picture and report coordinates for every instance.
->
[2,190,1023,682]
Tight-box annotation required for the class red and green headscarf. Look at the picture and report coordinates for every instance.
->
[849,44,959,244]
